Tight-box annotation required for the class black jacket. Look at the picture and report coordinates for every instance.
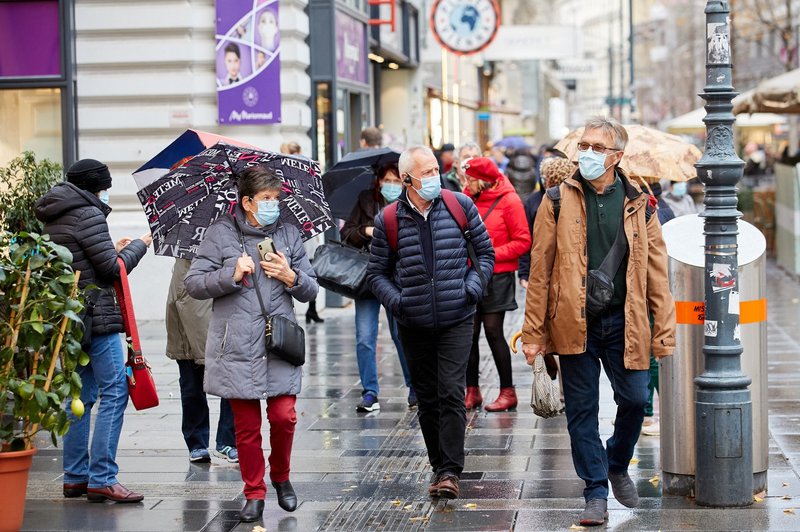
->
[34,182,148,335]
[367,190,495,329]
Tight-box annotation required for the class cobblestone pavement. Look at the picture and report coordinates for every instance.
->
[21,261,800,531]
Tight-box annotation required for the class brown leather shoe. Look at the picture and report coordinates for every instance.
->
[63,482,88,498]
[87,483,144,503]
[434,474,460,499]
[428,474,441,496]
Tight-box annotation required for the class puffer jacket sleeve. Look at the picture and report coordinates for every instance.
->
[366,210,402,315]
[284,227,319,303]
[460,195,495,300]
[494,194,531,264]
[185,223,242,300]
[645,209,677,357]
[77,207,146,282]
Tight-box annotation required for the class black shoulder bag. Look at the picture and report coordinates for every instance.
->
[585,220,627,318]
[238,229,306,366]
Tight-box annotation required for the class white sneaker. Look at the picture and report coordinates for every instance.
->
[641,418,660,436]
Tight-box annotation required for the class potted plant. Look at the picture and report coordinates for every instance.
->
[0,153,86,531]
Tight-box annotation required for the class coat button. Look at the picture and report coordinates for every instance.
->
[262,392,267,397]
[262,355,266,360]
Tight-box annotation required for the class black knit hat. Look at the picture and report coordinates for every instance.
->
[66,159,112,193]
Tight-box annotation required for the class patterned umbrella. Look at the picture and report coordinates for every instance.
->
[137,142,332,259]
[555,124,702,183]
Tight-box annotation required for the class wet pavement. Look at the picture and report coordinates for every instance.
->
[21,261,800,531]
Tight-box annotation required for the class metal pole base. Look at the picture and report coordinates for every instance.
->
[662,470,768,498]
[695,395,754,507]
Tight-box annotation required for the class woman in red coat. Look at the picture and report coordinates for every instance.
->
[462,157,532,411]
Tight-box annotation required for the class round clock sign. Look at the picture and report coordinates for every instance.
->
[430,0,500,56]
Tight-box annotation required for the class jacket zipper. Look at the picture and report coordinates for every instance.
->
[428,212,439,329]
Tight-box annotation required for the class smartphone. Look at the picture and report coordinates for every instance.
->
[257,237,277,262]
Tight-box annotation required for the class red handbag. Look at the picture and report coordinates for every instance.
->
[114,258,159,410]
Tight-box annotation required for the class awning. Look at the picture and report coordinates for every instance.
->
[733,68,800,115]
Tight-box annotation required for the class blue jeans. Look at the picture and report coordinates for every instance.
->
[63,333,129,488]
[559,309,650,502]
[354,297,410,396]
[176,360,236,451]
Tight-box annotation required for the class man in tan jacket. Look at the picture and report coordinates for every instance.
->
[521,117,676,526]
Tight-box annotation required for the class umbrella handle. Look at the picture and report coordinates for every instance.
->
[509,330,523,354]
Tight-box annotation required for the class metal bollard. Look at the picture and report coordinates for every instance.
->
[660,214,768,496]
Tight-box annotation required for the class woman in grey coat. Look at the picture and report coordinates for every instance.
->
[185,166,318,522]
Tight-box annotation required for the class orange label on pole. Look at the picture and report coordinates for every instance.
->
[675,299,767,325]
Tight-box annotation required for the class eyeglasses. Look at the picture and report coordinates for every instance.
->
[577,142,620,154]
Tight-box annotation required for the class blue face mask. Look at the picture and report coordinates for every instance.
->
[98,191,110,204]
[412,175,442,201]
[254,199,280,226]
[671,182,688,197]
[578,148,610,181]
[380,183,402,203]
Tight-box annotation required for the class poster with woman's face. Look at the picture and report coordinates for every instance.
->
[216,0,281,124]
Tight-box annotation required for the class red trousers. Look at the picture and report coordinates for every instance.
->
[229,395,297,499]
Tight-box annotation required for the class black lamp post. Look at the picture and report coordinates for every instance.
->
[694,0,753,507]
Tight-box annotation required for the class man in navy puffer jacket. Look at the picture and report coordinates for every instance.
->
[367,146,494,500]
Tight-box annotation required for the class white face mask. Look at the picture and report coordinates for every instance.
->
[98,191,110,204]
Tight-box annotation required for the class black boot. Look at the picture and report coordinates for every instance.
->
[271,480,298,512]
[239,499,264,522]
[305,299,324,323]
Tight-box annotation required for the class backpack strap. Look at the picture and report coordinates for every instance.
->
[440,190,486,289]
[545,185,561,223]
[384,202,399,253]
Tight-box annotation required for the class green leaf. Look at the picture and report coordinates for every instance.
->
[34,388,49,410]
[57,274,75,284]
[70,371,82,390]
[28,254,47,270]
[78,352,90,366]
[64,310,81,323]
[49,243,73,263]
[50,431,58,447]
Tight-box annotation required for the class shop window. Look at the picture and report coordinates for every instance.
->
[0,88,62,167]
[315,82,333,171]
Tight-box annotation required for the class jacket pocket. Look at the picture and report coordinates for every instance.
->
[217,322,230,358]
[547,280,560,319]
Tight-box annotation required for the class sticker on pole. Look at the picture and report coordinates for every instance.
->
[728,291,740,315]
[710,263,735,293]
[704,320,718,337]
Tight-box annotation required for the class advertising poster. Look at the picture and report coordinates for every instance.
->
[216,0,281,124]
[335,10,367,85]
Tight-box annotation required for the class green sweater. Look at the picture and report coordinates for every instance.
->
[582,176,627,308]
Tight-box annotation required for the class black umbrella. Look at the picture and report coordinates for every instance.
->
[137,142,333,259]
[322,148,400,220]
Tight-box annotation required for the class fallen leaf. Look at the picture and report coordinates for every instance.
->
[251,527,266,532]
[473,485,485,490]
[784,482,791,487]
[785,508,795,515]
[463,503,478,509]
[649,474,660,486]
[629,457,640,465]
[404,504,413,510]
[754,495,764,503]
[569,525,586,530]
[391,500,403,506]
[409,516,429,522]
[783,495,793,500]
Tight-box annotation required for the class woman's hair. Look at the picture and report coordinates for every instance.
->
[285,141,301,155]
[237,165,282,200]
[540,157,576,189]
[376,163,399,182]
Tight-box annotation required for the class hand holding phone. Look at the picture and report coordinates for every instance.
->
[257,237,277,262]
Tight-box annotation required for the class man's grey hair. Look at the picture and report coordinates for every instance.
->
[584,116,629,150]
[456,141,481,161]
[398,145,435,175]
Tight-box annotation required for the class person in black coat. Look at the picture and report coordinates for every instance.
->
[340,163,414,411]
[367,146,495,500]
[35,159,151,503]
